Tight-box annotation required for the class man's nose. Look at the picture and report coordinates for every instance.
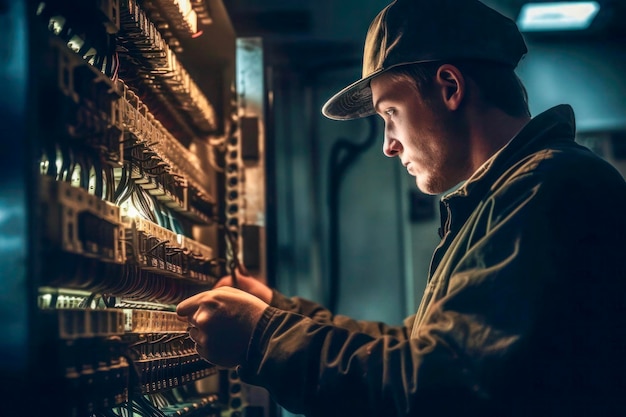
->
[382,133,402,157]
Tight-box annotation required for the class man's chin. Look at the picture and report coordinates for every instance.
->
[415,177,440,196]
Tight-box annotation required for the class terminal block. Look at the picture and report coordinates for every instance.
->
[124,216,215,283]
[40,175,125,263]
[124,308,188,333]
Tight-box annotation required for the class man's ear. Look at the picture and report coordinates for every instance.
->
[435,64,465,111]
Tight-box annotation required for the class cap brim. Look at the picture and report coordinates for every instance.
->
[321,68,385,121]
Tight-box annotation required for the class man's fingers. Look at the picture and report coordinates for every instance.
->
[176,287,251,327]
[213,276,233,288]
[177,289,231,320]
[187,325,201,343]
[176,301,196,318]
[176,291,205,317]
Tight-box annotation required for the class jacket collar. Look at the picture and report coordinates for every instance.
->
[443,104,576,204]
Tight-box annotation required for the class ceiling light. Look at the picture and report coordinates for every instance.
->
[517,1,601,31]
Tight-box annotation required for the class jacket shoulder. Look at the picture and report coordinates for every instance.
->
[493,141,626,195]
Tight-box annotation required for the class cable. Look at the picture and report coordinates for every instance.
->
[207,144,225,173]
[134,395,168,417]
[112,51,120,82]
[43,143,57,177]
[105,164,116,202]
[77,152,90,190]
[78,292,97,308]
[93,155,104,198]
[131,185,157,223]
[59,143,72,182]
[115,163,133,204]
[223,225,248,288]
[150,196,166,227]
[165,207,183,234]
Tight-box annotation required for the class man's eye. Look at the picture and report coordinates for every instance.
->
[385,109,395,116]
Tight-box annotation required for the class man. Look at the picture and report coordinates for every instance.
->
[177,0,626,415]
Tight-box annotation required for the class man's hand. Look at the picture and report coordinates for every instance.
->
[214,269,273,304]
[176,287,269,368]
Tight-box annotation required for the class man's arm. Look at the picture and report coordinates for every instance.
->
[215,272,414,340]
[237,160,626,417]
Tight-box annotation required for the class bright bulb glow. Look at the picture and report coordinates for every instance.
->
[122,202,141,219]
[517,2,600,31]
[55,157,63,176]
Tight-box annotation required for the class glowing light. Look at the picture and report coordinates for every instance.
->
[122,201,141,219]
[517,1,600,31]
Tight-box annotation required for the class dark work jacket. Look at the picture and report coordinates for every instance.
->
[238,105,626,417]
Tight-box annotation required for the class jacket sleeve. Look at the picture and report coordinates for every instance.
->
[239,155,626,417]
[269,289,415,340]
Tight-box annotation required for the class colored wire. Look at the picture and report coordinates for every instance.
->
[93,156,104,198]
[104,164,116,202]
[115,163,132,204]
[223,225,247,288]
[59,144,72,182]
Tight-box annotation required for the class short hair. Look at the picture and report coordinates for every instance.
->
[386,60,530,118]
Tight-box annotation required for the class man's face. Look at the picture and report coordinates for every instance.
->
[370,71,471,195]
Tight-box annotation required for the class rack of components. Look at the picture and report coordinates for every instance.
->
[1,0,266,416]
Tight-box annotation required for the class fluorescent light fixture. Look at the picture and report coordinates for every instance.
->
[517,1,601,31]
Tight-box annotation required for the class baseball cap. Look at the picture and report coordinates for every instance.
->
[321,0,528,120]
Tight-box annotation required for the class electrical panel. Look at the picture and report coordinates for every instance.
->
[0,0,267,416]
